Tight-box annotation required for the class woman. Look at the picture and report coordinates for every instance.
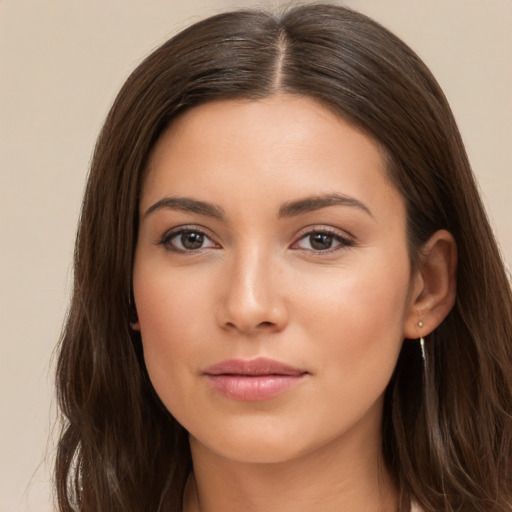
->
[55,4,512,512]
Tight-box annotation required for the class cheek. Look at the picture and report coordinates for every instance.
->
[132,268,212,409]
[134,263,214,345]
[299,254,409,337]
[295,250,411,394]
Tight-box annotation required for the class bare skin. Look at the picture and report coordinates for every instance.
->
[133,95,457,512]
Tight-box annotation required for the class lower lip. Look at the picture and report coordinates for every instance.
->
[205,374,306,401]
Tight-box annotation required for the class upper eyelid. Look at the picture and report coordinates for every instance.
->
[160,224,212,239]
[293,224,355,241]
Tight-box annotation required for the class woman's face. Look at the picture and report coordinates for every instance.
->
[133,95,418,464]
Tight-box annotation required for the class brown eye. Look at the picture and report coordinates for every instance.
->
[309,233,334,250]
[180,231,205,249]
[161,229,217,252]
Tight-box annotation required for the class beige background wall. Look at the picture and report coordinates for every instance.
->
[1,1,510,510]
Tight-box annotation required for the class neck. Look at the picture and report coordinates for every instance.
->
[183,426,398,512]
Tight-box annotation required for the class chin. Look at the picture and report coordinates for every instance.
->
[190,431,309,464]
[184,394,386,468]
[187,413,355,467]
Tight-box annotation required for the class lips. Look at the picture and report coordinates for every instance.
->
[203,357,308,401]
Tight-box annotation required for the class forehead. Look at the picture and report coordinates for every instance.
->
[141,95,403,222]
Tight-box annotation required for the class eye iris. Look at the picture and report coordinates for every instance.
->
[310,233,333,250]
[181,231,204,249]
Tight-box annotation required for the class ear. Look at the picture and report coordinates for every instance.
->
[403,229,457,339]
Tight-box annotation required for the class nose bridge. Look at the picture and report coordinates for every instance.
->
[219,241,286,333]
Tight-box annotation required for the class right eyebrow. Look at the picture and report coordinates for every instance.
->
[144,196,225,219]
[278,193,373,219]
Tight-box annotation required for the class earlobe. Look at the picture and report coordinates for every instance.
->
[403,229,457,339]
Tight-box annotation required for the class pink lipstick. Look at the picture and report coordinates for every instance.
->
[203,358,308,401]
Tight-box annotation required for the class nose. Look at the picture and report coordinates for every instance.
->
[217,248,288,335]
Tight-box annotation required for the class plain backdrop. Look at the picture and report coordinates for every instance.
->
[1,1,511,511]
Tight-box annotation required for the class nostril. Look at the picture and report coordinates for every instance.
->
[224,320,276,332]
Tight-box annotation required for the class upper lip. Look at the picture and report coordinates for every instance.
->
[203,357,307,376]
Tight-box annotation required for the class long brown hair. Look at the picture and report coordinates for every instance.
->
[55,5,512,511]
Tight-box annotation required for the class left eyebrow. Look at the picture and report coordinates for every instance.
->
[278,193,373,218]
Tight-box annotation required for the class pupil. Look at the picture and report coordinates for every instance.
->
[310,233,332,250]
[182,232,203,249]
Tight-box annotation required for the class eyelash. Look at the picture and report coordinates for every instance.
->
[157,226,217,253]
[157,226,354,254]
